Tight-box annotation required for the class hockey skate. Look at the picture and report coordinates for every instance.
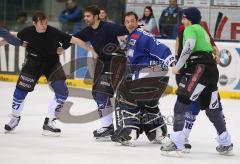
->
[215,131,233,156]
[216,143,233,156]
[111,129,138,147]
[160,141,183,157]
[183,143,192,153]
[4,114,21,133]
[182,138,192,153]
[42,117,61,137]
[93,124,114,141]
[151,134,172,145]
[149,126,171,145]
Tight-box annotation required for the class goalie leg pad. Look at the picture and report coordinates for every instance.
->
[112,100,141,142]
[140,100,167,142]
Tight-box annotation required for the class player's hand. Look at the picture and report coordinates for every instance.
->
[172,66,180,74]
[57,47,65,55]
[92,53,98,59]
[10,32,18,37]
[214,55,221,64]
[22,41,28,48]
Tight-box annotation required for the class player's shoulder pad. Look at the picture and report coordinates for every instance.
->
[136,28,154,38]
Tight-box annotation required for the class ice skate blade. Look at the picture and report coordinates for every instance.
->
[161,150,183,157]
[151,140,162,144]
[94,136,112,142]
[119,140,136,147]
[4,129,15,134]
[182,148,191,154]
[218,150,234,156]
[113,139,136,147]
[42,130,60,137]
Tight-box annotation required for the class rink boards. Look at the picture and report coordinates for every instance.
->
[0,39,240,99]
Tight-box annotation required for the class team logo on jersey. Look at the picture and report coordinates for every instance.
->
[128,39,136,46]
[131,33,140,39]
[126,49,134,57]
[211,100,218,109]
[219,49,232,67]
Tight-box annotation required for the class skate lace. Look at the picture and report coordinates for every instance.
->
[161,141,178,151]
[48,119,57,129]
[97,127,108,133]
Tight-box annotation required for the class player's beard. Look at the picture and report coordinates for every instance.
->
[85,19,95,26]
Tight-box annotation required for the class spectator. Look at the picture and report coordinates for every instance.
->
[139,6,159,36]
[59,0,83,34]
[0,19,8,29]
[12,11,31,31]
[159,0,182,39]
[99,8,112,22]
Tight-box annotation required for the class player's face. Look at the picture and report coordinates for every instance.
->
[124,15,138,33]
[33,19,48,33]
[181,15,192,27]
[84,12,97,26]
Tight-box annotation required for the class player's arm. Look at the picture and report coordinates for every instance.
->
[51,27,92,52]
[212,45,220,64]
[56,36,93,55]
[0,27,22,46]
[70,36,92,51]
[175,36,179,57]
[205,29,220,64]
[146,35,175,67]
[174,38,195,73]
[174,27,196,74]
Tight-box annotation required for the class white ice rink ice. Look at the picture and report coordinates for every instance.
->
[0,81,239,164]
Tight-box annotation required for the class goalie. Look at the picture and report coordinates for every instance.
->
[110,11,175,146]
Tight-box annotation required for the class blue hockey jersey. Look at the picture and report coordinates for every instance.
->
[126,28,174,68]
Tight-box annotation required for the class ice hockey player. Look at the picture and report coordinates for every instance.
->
[111,11,174,146]
[160,7,233,157]
[175,22,223,153]
[4,11,92,136]
[67,5,128,140]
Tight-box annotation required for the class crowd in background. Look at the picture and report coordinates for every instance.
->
[0,0,182,39]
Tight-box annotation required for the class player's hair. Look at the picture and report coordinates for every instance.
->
[124,11,138,21]
[84,5,100,16]
[32,10,47,23]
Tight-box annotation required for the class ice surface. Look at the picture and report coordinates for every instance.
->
[0,81,239,164]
